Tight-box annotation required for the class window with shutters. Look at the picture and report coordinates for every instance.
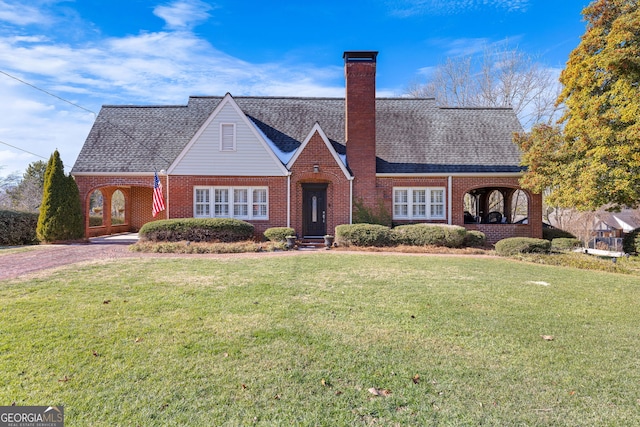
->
[220,123,236,151]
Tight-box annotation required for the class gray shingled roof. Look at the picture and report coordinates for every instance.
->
[71,96,524,174]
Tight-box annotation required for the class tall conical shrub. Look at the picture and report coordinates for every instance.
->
[37,150,84,242]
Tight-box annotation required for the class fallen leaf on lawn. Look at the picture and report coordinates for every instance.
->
[223,353,229,358]
[368,387,391,397]
[335,390,343,396]
[92,350,100,357]
[541,335,554,341]
[569,390,575,396]
[58,375,70,382]
[274,394,280,400]
[241,384,247,390]
[412,374,420,384]
[135,337,143,343]
[103,300,111,304]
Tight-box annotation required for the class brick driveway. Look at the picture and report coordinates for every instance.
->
[0,240,140,281]
[0,233,308,281]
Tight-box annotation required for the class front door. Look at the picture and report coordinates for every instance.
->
[302,184,327,237]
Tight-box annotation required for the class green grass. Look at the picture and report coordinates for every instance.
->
[1,253,640,425]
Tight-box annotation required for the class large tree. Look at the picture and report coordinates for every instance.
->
[517,0,640,210]
[406,43,562,128]
[7,160,47,212]
[37,150,84,242]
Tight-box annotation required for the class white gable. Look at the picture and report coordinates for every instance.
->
[168,94,288,176]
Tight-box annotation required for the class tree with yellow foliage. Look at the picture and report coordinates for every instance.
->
[516,0,639,210]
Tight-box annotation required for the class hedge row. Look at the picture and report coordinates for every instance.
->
[334,223,484,248]
[0,210,39,246]
[622,227,640,254]
[138,218,254,242]
[494,237,551,256]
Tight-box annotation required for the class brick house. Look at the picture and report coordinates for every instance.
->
[71,51,542,244]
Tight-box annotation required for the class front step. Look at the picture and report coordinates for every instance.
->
[297,238,326,250]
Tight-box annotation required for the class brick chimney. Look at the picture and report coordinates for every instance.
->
[344,51,378,210]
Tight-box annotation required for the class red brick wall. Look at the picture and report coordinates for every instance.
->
[376,175,542,244]
[167,175,288,238]
[345,54,377,210]
[289,131,351,236]
[74,175,162,237]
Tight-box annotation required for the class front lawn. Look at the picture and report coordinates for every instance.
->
[1,253,639,425]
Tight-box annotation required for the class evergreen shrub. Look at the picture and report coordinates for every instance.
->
[264,227,296,242]
[139,218,254,242]
[393,224,466,248]
[0,210,39,245]
[551,238,582,251]
[495,237,551,256]
[335,223,394,247]
[463,230,487,248]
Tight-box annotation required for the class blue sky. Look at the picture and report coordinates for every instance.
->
[0,0,591,177]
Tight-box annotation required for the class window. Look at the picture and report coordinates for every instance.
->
[220,123,236,151]
[195,187,268,220]
[195,188,210,216]
[253,189,267,217]
[214,189,229,217]
[393,187,446,220]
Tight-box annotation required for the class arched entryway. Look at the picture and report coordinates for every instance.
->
[86,186,131,237]
[464,187,529,225]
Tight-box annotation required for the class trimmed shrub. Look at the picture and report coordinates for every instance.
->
[139,218,254,243]
[335,223,394,247]
[543,226,575,241]
[463,230,486,248]
[551,237,582,251]
[264,227,295,242]
[0,210,39,246]
[622,228,640,254]
[393,224,467,248]
[495,237,551,256]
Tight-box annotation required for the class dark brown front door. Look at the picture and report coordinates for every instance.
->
[302,184,327,237]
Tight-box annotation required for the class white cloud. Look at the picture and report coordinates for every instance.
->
[0,2,346,176]
[0,0,51,25]
[387,0,529,17]
[153,0,214,30]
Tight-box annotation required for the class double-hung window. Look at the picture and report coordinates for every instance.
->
[194,186,268,220]
[393,187,446,220]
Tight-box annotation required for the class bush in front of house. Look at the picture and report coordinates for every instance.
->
[551,237,582,251]
[0,210,39,246]
[543,226,575,241]
[264,227,296,242]
[622,228,640,255]
[463,230,487,248]
[139,218,254,243]
[393,224,467,248]
[495,237,551,256]
[335,223,395,247]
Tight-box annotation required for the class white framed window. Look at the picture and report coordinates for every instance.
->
[220,123,236,151]
[195,188,210,217]
[393,187,446,220]
[194,186,268,220]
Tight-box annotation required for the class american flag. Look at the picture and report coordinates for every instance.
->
[152,171,165,217]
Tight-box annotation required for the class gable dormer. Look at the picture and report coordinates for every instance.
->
[168,93,289,176]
